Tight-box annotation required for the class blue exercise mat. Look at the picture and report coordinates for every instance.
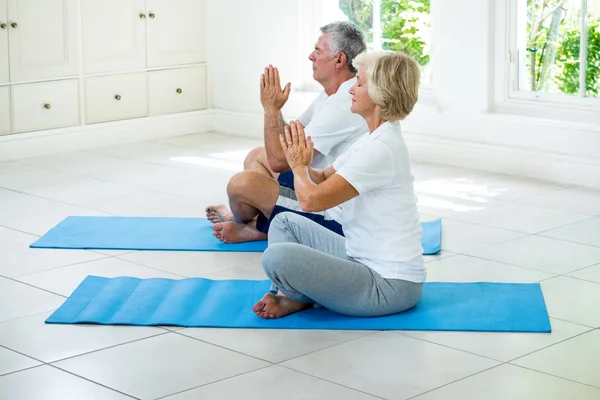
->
[45,276,551,333]
[30,216,443,255]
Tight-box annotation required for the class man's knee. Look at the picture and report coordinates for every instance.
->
[226,171,255,199]
[243,147,267,170]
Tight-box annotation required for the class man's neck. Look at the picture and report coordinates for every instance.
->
[321,71,356,96]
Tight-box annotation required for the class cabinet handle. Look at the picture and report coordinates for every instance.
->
[1,23,7,30]
[176,88,182,94]
[139,13,146,19]
[149,13,155,19]
[44,103,51,109]
[11,22,17,29]
[115,95,121,100]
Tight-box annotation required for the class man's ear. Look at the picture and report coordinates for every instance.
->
[336,52,348,69]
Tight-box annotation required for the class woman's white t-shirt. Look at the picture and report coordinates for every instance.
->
[332,121,426,283]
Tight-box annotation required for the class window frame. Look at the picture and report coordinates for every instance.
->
[494,0,600,123]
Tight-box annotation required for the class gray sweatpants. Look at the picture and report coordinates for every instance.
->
[262,212,423,317]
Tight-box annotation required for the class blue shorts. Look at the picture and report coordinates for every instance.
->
[255,171,344,237]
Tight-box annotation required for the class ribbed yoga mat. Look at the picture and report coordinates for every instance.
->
[45,276,552,333]
[30,216,443,255]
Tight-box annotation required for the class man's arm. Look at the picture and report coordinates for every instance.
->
[263,107,289,172]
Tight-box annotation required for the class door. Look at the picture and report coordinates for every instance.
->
[0,0,8,83]
[82,0,147,74]
[7,0,79,81]
[145,0,206,68]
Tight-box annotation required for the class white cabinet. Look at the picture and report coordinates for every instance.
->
[82,0,147,74]
[12,79,80,133]
[0,86,9,134]
[0,0,8,84]
[2,0,207,136]
[85,72,148,124]
[148,66,206,116]
[7,0,79,82]
[146,0,206,68]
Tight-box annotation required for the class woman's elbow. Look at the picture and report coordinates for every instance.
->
[300,197,324,213]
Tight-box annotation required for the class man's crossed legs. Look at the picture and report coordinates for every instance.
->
[206,147,343,243]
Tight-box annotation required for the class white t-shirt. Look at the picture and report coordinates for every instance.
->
[297,78,368,170]
[332,121,426,283]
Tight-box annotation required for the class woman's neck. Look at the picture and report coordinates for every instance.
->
[363,110,386,134]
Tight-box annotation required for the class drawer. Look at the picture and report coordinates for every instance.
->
[148,66,207,116]
[0,86,9,135]
[12,80,80,133]
[85,72,148,124]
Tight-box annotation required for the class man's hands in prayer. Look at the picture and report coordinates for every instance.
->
[260,65,291,111]
[280,121,313,169]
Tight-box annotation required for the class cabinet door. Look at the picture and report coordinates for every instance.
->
[82,0,146,74]
[12,79,80,133]
[7,0,79,82]
[0,0,8,84]
[146,0,206,68]
[0,86,9,134]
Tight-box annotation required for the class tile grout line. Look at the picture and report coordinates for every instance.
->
[151,364,276,400]
[505,328,596,364]
[503,363,600,391]
[404,363,507,400]
[48,363,142,400]
[276,363,388,400]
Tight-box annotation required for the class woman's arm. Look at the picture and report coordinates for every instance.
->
[280,121,359,212]
[307,165,335,185]
[293,166,358,212]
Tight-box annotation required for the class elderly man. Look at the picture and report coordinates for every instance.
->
[206,21,368,243]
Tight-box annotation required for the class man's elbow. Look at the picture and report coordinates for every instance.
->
[268,157,290,173]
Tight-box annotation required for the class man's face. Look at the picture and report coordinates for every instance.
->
[308,33,338,83]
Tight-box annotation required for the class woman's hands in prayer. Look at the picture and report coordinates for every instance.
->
[279,121,314,170]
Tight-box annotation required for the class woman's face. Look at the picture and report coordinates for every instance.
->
[349,66,376,117]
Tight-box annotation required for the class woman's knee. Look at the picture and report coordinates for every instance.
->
[262,242,304,278]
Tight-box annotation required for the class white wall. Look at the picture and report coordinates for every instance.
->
[206,0,302,114]
[206,0,600,188]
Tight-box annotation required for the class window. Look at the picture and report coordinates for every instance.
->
[338,0,432,84]
[498,0,600,117]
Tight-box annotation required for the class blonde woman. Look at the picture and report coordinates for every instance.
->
[253,51,425,319]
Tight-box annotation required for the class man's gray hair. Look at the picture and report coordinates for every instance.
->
[320,21,367,73]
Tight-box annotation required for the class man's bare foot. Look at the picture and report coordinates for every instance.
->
[252,293,312,319]
[212,221,267,243]
[205,204,234,223]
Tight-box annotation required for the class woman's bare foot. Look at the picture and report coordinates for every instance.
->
[205,205,234,223]
[252,293,312,319]
[212,221,267,243]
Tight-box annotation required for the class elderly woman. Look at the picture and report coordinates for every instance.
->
[252,51,425,319]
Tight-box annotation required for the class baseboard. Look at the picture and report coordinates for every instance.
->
[2,108,598,189]
[0,110,214,162]
[403,133,600,189]
[211,109,263,139]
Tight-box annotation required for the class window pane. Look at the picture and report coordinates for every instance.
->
[518,0,599,97]
[338,0,432,83]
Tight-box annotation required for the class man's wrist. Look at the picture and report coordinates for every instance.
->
[263,105,281,114]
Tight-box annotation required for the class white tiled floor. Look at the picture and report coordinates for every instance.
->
[1,131,599,399]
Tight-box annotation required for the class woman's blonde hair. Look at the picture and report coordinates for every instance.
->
[352,51,421,121]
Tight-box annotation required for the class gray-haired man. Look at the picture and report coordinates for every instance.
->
[206,21,369,243]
